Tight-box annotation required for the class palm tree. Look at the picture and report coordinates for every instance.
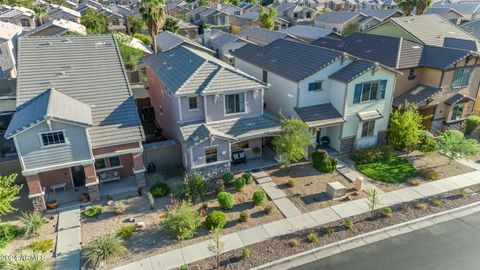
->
[139,0,166,52]
[32,4,47,26]
[416,0,432,15]
[398,0,417,16]
[162,17,180,33]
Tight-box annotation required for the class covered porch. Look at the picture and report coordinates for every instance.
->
[231,139,278,173]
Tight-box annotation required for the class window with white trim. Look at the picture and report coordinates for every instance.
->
[452,67,473,88]
[451,104,464,120]
[188,97,198,110]
[205,147,217,163]
[308,81,323,91]
[361,120,375,137]
[40,131,65,146]
[225,93,245,114]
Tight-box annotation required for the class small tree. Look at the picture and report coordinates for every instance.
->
[416,0,432,15]
[81,8,109,34]
[398,0,418,15]
[437,130,480,164]
[365,188,381,214]
[162,17,180,33]
[208,227,224,269]
[341,23,359,36]
[258,6,277,30]
[272,114,313,167]
[128,16,144,34]
[32,4,47,25]
[388,101,425,151]
[0,174,22,217]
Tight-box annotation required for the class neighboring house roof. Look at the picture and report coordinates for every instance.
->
[242,11,259,20]
[14,35,144,147]
[444,93,476,105]
[315,11,366,24]
[230,15,258,26]
[360,9,403,21]
[279,25,333,41]
[5,88,92,138]
[424,7,464,17]
[392,84,442,107]
[431,2,480,15]
[23,19,87,36]
[329,60,379,83]
[443,36,478,51]
[294,103,345,127]
[236,27,305,45]
[0,6,34,19]
[156,31,213,54]
[209,29,249,48]
[106,4,132,17]
[48,5,81,18]
[233,39,343,82]
[0,20,23,40]
[142,46,266,96]
[0,96,16,114]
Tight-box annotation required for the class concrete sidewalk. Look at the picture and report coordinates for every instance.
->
[55,204,81,270]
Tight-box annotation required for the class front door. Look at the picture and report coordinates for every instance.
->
[71,166,86,187]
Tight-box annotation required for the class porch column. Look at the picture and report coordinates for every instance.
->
[132,153,146,188]
[26,174,46,211]
[84,164,100,201]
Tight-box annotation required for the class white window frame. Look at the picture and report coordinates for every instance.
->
[38,130,68,148]
[361,120,375,138]
[188,96,198,111]
[360,80,380,102]
[308,81,323,91]
[204,146,218,164]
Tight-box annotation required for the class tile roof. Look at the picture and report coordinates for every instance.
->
[444,93,476,105]
[23,19,86,37]
[360,9,403,21]
[392,84,442,107]
[156,31,213,53]
[236,27,296,45]
[142,46,266,96]
[358,110,383,121]
[329,60,378,83]
[0,20,23,40]
[209,29,246,48]
[315,11,365,24]
[279,25,333,41]
[431,2,480,14]
[424,6,463,16]
[294,103,345,127]
[48,5,81,18]
[232,39,343,82]
[15,35,144,148]
[460,19,480,40]
[443,37,478,51]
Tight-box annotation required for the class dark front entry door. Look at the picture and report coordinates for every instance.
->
[71,166,86,187]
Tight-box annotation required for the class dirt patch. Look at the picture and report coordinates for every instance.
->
[265,163,363,213]
[405,151,474,179]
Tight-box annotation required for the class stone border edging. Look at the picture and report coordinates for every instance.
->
[252,200,480,270]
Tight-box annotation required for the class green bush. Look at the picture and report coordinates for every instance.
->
[289,238,301,247]
[252,190,266,206]
[116,224,136,240]
[306,231,318,242]
[418,130,437,152]
[242,247,251,259]
[344,219,355,230]
[0,223,18,248]
[431,198,443,207]
[312,150,337,173]
[465,115,480,135]
[243,172,253,184]
[163,201,201,240]
[460,187,470,197]
[350,145,395,164]
[112,202,127,215]
[383,207,393,218]
[132,33,151,45]
[205,211,227,230]
[20,211,45,238]
[217,192,234,209]
[222,172,234,186]
[84,205,103,218]
[178,174,207,203]
[150,182,170,198]
[287,179,296,187]
[5,250,45,270]
[82,234,126,268]
[264,205,274,215]
[239,211,249,222]
[325,227,335,235]
[235,177,246,191]
[28,239,54,253]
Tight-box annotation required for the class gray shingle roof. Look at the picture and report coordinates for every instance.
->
[232,39,343,82]
[142,46,266,96]
[392,84,442,107]
[431,3,480,15]
[360,9,402,21]
[236,27,293,45]
[315,11,365,24]
[15,35,144,148]
[279,25,333,41]
[294,103,345,127]
[444,93,476,105]
[210,29,247,48]
[443,37,478,51]
[421,44,473,69]
[329,60,377,83]
[156,31,213,53]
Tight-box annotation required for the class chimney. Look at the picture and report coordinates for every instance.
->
[203,28,211,47]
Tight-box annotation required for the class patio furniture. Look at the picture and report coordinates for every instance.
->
[231,150,246,164]
[326,181,346,199]
[50,183,67,193]
[98,169,120,183]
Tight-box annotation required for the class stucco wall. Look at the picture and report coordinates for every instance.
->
[180,95,205,122]
[204,90,263,122]
[190,137,230,168]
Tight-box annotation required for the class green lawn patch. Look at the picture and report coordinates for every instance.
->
[355,157,416,183]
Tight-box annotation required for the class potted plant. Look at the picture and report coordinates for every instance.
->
[47,199,58,209]
[252,147,261,158]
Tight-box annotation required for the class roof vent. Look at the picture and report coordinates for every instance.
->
[412,45,421,49]
[56,71,66,76]
[193,136,199,141]
[61,38,71,43]
[162,61,167,65]
[169,53,175,57]
[167,66,173,70]
[38,42,52,47]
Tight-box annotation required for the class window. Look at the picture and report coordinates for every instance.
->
[262,70,268,83]
[188,97,198,110]
[361,120,375,137]
[109,156,121,167]
[95,156,121,170]
[20,18,30,27]
[95,159,106,170]
[353,80,387,104]
[308,81,323,91]
[225,93,245,114]
[293,12,298,18]
[306,12,311,18]
[40,131,65,146]
[205,147,217,163]
[112,18,120,25]
[452,68,473,88]
[408,68,416,80]
[451,104,464,120]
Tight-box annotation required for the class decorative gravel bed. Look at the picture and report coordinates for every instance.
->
[189,185,480,270]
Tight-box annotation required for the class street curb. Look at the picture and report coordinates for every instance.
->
[252,200,480,270]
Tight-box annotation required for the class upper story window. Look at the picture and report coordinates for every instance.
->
[353,80,387,104]
[20,18,30,27]
[451,103,464,120]
[408,68,416,80]
[188,97,198,110]
[225,93,245,114]
[361,120,375,137]
[205,146,217,163]
[293,12,298,18]
[452,67,473,88]
[306,12,311,18]
[40,131,66,147]
[308,81,323,91]
[262,70,268,83]
[112,18,120,25]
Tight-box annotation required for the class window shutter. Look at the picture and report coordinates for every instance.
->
[380,80,387,99]
[354,83,362,104]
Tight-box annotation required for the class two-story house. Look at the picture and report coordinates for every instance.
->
[187,6,230,32]
[276,3,317,26]
[142,46,280,178]
[46,5,81,23]
[201,28,252,65]
[233,39,400,153]
[313,32,480,132]
[4,35,145,211]
[0,6,36,29]
[0,21,22,79]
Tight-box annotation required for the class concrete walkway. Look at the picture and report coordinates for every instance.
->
[55,204,82,270]
[113,169,480,270]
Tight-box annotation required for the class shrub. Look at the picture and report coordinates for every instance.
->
[116,224,135,240]
[289,238,301,247]
[383,207,393,218]
[235,177,246,192]
[306,231,318,243]
[287,179,296,187]
[465,115,480,135]
[0,223,18,248]
[431,198,443,207]
[20,211,45,238]
[162,201,201,240]
[217,192,234,210]
[84,205,103,218]
[264,205,274,215]
[239,211,249,222]
[325,227,335,235]
[460,188,470,197]
[149,182,170,198]
[418,130,437,153]
[132,33,151,45]
[5,250,45,270]
[312,150,337,173]
[28,239,54,253]
[350,145,395,164]
[243,172,253,184]
[417,168,440,181]
[112,202,127,215]
[180,266,188,270]
[222,172,234,186]
[408,179,422,186]
[242,247,251,259]
[205,211,227,230]
[252,190,266,206]
[179,174,207,203]
[344,219,355,231]
[82,234,126,268]
[215,180,225,194]
[415,202,428,210]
